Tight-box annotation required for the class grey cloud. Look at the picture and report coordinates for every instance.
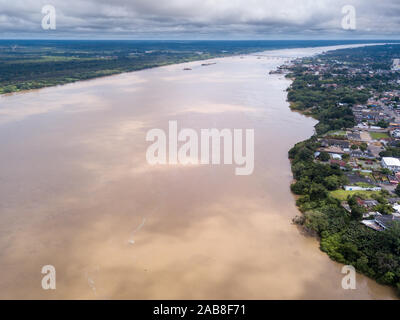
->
[0,0,399,39]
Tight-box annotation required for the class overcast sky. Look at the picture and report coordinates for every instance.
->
[0,0,399,39]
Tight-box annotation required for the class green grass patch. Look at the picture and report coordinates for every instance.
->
[369,132,389,140]
[330,189,381,201]
[323,130,347,137]
[355,182,376,188]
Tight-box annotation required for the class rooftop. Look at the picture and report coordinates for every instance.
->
[382,157,400,167]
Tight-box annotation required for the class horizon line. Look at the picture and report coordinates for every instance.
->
[1,38,400,41]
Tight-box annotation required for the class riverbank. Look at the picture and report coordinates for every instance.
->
[0,40,389,95]
[285,44,400,297]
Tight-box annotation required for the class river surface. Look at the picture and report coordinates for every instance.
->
[0,45,396,299]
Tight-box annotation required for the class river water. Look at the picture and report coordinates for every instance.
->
[0,45,396,299]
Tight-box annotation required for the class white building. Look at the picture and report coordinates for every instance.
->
[381,157,400,172]
[344,186,381,191]
[391,129,400,138]
[393,59,400,71]
[331,153,342,160]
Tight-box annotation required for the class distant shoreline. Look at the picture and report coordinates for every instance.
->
[0,41,389,96]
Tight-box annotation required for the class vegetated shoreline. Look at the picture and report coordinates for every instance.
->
[284,44,400,297]
[1,41,387,96]
[0,53,287,95]
[0,53,229,96]
[2,49,276,96]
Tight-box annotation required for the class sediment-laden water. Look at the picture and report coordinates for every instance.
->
[0,45,395,299]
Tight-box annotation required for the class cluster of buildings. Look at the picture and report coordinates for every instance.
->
[297,57,400,80]
[293,54,400,231]
[315,94,400,231]
[353,91,400,126]
[318,87,400,171]
[316,127,400,177]
[341,194,400,231]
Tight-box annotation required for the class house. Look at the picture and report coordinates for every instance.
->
[341,202,351,213]
[318,146,346,155]
[332,154,342,160]
[362,211,381,219]
[392,204,400,217]
[347,132,361,141]
[387,197,400,204]
[381,157,400,172]
[389,122,400,129]
[392,59,400,71]
[356,198,364,206]
[390,129,400,138]
[363,199,379,208]
[361,215,400,231]
[330,159,347,168]
[350,150,375,159]
[361,219,384,231]
[375,215,400,230]
[388,175,400,184]
[344,186,381,191]
[320,139,350,149]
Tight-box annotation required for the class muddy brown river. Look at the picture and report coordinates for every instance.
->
[0,45,396,299]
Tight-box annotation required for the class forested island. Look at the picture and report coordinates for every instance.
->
[286,44,400,294]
